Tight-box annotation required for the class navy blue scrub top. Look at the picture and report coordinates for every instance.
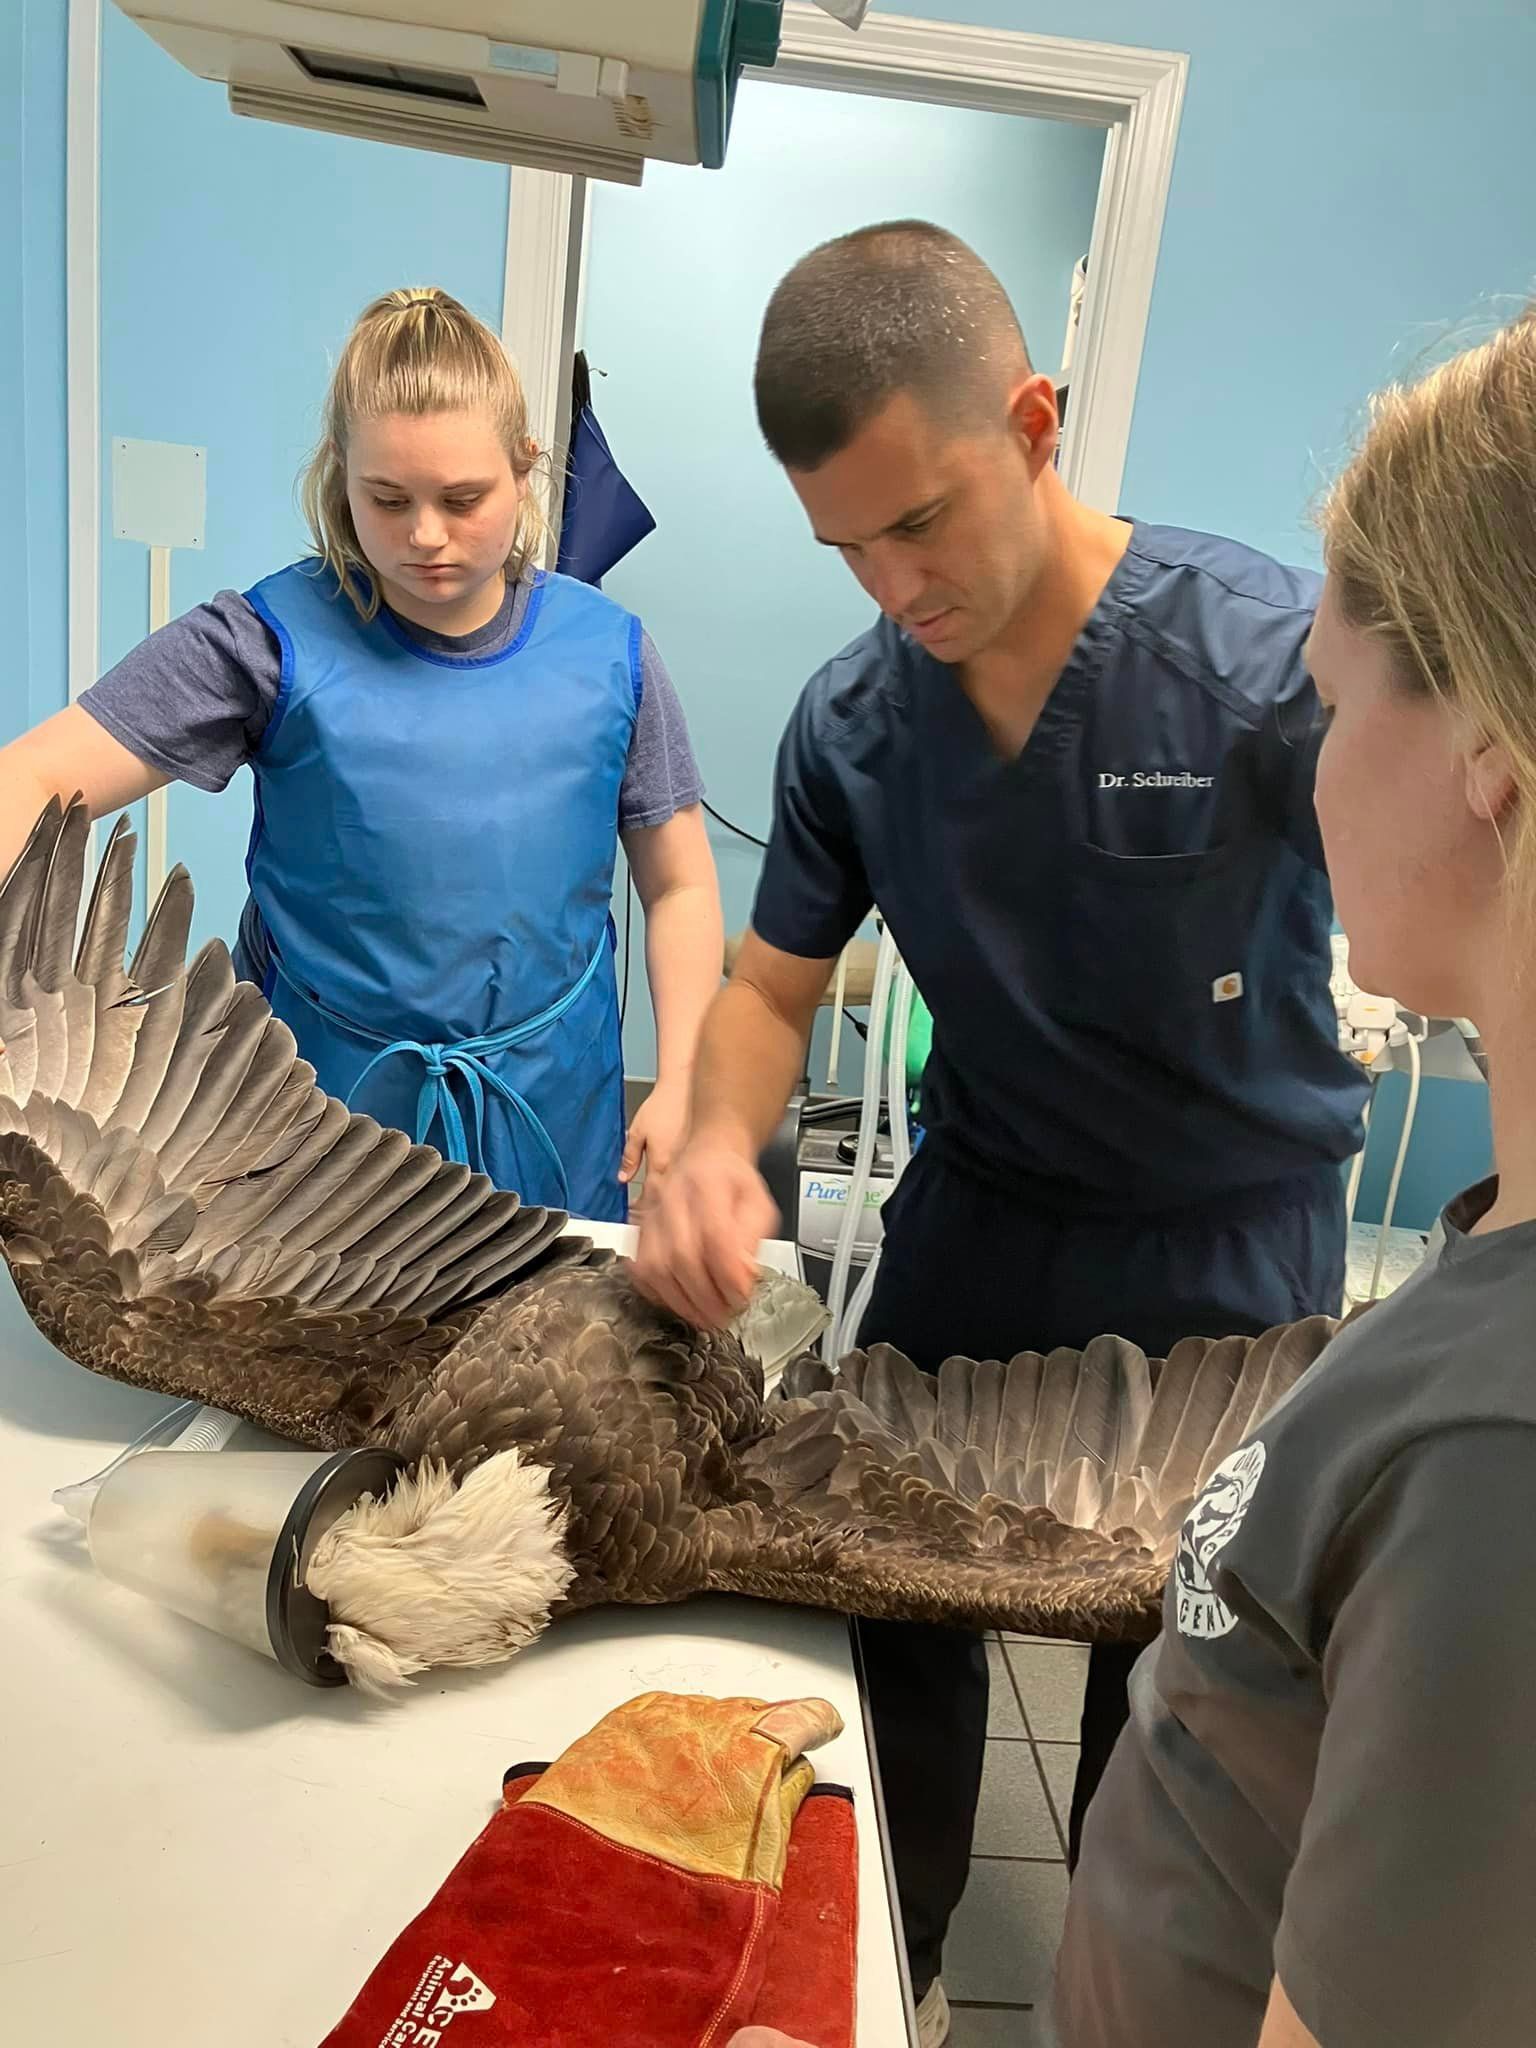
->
[752,522,1368,1218]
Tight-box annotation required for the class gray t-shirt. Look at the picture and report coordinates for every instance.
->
[79,571,703,831]
[1057,1177,1536,2048]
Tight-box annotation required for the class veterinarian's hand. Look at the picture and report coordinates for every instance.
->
[729,2032,822,2047]
[634,1132,778,1329]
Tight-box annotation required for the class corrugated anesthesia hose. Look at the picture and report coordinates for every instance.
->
[822,922,898,1363]
[836,960,916,1357]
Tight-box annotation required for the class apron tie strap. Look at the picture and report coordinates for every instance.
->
[350,1033,570,1201]
[273,937,610,1201]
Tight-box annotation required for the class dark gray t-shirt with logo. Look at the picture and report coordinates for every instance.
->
[1056,1178,1536,2047]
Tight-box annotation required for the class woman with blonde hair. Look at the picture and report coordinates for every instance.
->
[0,287,722,1219]
[1052,304,1536,2044]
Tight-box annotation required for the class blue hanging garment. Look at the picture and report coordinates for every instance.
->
[556,352,656,587]
[239,560,640,1222]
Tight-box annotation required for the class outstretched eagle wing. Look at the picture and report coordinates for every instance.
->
[0,798,592,1443]
[700,1318,1340,1643]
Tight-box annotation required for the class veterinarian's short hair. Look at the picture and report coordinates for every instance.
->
[754,221,1031,471]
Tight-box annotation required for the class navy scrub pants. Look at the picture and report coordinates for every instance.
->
[856,1143,1346,1999]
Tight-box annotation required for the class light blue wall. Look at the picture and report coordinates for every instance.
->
[3,1,69,741]
[98,4,511,946]
[984,0,1536,576]
[1354,1063,1484,1238]
[582,79,1105,1082]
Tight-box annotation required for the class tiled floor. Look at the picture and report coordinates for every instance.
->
[945,1634,1087,2047]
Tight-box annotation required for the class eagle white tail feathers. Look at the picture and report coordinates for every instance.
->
[306,1451,573,1697]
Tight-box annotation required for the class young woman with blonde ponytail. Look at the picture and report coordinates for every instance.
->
[0,287,721,1218]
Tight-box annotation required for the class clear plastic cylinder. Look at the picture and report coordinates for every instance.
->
[84,1449,338,1663]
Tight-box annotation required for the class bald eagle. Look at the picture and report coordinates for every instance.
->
[2,800,1334,1691]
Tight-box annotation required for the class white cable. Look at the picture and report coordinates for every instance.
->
[1369,1031,1422,1302]
[838,1241,882,1358]
[837,960,917,1357]
[886,964,915,1181]
[823,924,895,1361]
[825,945,850,1089]
[1344,1093,1373,1229]
[823,921,897,1363]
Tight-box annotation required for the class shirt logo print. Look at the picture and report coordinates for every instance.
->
[1174,1440,1267,1641]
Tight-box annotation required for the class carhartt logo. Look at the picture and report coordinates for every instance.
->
[1098,770,1215,790]
[377,1956,496,2046]
[1212,972,1244,1003]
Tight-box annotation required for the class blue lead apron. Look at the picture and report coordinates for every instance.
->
[240,561,640,1222]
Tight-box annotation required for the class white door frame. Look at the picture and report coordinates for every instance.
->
[502,3,1188,516]
[502,166,589,560]
[67,0,103,711]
